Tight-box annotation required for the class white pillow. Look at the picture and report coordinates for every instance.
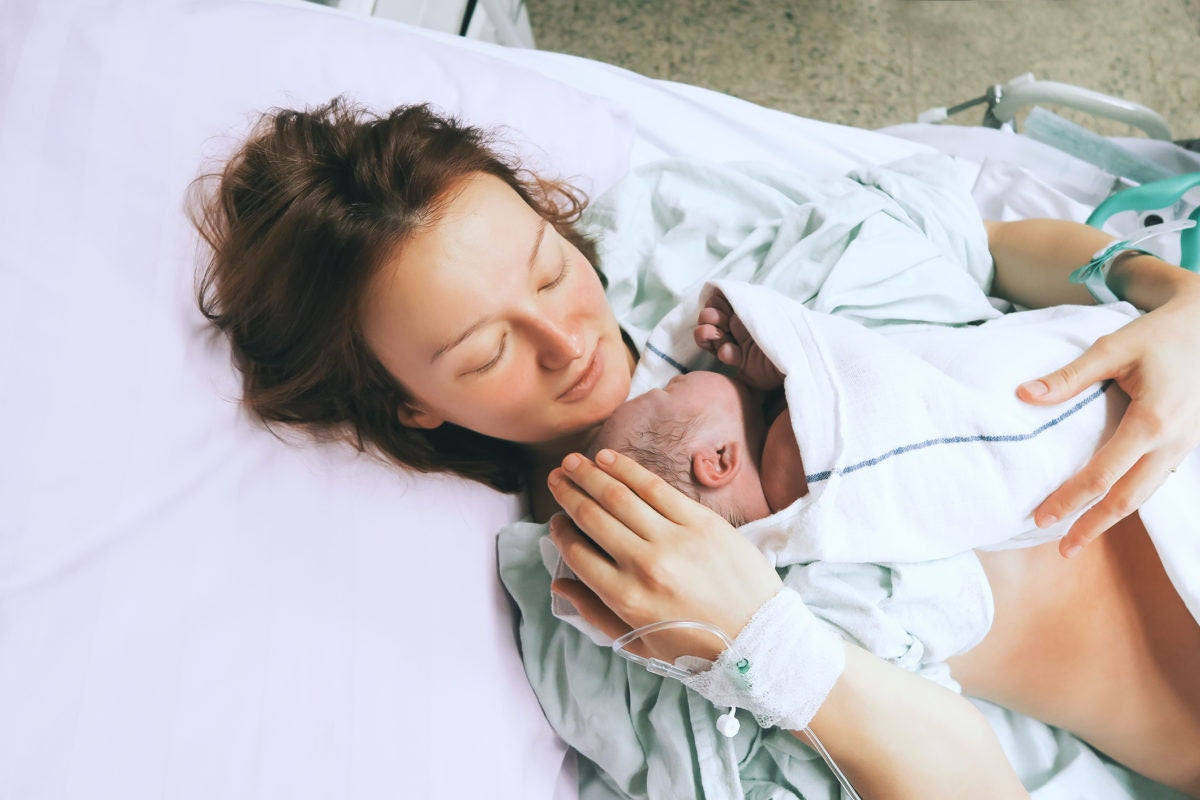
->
[0,2,632,798]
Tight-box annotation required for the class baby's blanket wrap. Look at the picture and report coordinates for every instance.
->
[708,280,1133,565]
[497,154,1187,798]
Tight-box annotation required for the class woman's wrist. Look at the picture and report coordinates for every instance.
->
[1107,252,1200,312]
[681,586,845,731]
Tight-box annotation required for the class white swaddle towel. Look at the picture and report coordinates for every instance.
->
[711,279,1137,565]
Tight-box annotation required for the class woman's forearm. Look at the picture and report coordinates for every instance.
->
[800,644,1029,800]
[985,218,1198,312]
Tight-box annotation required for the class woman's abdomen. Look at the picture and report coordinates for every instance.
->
[951,514,1200,793]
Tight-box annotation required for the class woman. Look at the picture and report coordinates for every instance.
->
[194,98,1200,797]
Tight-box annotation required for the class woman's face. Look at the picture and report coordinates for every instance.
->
[360,172,632,448]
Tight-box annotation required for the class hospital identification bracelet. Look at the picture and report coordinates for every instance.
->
[1069,219,1197,304]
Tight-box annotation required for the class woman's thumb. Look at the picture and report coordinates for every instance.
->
[1017,349,1109,405]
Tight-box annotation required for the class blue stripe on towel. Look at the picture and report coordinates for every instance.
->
[645,341,689,374]
[805,381,1113,484]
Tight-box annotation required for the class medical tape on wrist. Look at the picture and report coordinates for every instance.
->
[681,587,846,731]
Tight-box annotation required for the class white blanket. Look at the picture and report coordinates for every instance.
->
[704,280,1138,564]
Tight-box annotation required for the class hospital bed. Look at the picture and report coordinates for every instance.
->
[3,2,1198,799]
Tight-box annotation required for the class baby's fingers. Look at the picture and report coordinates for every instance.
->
[728,312,752,345]
[702,290,735,320]
[716,341,744,367]
[697,305,731,330]
[694,322,726,351]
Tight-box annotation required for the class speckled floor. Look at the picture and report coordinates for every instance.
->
[525,0,1199,140]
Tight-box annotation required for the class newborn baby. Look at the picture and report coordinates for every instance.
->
[587,292,811,528]
[589,285,1133,552]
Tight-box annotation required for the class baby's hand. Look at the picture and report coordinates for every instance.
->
[694,291,784,390]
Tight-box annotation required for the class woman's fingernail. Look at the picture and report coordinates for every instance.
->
[1063,544,1082,559]
[547,469,562,487]
[563,454,581,471]
[1037,513,1058,528]
[596,449,616,465]
[1020,380,1049,398]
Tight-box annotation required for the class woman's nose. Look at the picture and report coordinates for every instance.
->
[531,315,583,370]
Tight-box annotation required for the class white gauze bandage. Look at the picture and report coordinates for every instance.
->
[681,587,846,731]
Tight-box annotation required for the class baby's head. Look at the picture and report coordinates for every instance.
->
[587,371,770,526]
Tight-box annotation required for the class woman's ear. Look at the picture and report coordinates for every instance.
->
[397,401,444,430]
[691,441,742,489]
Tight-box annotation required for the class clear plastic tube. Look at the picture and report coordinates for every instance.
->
[613,619,862,800]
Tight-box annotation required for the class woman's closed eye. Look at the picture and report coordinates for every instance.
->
[467,334,507,375]
[539,251,570,292]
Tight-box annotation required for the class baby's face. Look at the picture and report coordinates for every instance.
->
[593,371,755,452]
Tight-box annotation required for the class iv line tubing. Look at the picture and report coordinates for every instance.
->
[612,619,862,799]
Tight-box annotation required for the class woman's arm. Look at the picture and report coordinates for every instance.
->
[985,218,1193,311]
[810,644,1027,799]
[986,219,1200,556]
[548,450,1029,799]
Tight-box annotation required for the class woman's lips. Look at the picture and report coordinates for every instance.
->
[558,349,603,402]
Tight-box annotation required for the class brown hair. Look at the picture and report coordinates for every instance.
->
[191,97,600,493]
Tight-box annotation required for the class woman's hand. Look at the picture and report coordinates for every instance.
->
[1020,285,1200,557]
[550,451,1031,798]
[547,449,782,661]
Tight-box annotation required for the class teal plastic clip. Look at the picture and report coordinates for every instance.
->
[1086,172,1200,272]
[732,658,752,692]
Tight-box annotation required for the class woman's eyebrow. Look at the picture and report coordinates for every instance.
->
[431,317,491,363]
[430,219,547,364]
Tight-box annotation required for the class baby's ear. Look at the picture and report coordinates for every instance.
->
[692,441,743,489]
[397,401,444,430]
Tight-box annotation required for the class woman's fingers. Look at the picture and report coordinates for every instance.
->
[590,448,719,526]
[553,450,782,640]
[1034,403,1153,530]
[548,464,650,561]
[1021,335,1146,556]
[550,577,635,644]
[1023,306,1200,557]
[1017,337,1117,406]
[548,512,626,595]
[1057,447,1183,556]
